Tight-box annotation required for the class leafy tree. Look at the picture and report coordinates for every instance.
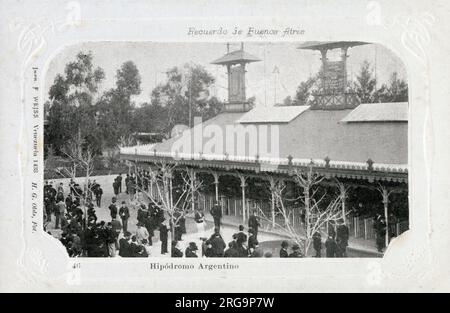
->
[132,102,168,134]
[375,72,408,103]
[95,60,141,149]
[150,63,223,133]
[292,76,318,106]
[115,61,142,97]
[352,60,377,103]
[45,51,105,155]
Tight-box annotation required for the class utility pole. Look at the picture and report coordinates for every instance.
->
[273,66,280,104]
[188,74,192,128]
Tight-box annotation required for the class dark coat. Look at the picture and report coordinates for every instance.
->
[248,235,257,250]
[129,242,141,257]
[224,247,239,257]
[119,238,130,257]
[336,225,350,246]
[159,224,168,241]
[279,248,289,258]
[109,203,118,218]
[248,215,260,232]
[233,232,247,246]
[119,206,130,220]
[209,235,226,257]
[325,238,337,257]
[185,248,198,258]
[289,251,303,258]
[236,245,248,257]
[171,247,183,258]
[210,205,222,219]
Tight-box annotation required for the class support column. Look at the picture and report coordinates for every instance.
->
[382,187,390,248]
[212,172,220,202]
[190,169,196,211]
[239,175,247,223]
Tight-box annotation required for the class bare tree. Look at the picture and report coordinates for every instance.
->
[133,163,203,241]
[53,135,96,228]
[257,165,348,256]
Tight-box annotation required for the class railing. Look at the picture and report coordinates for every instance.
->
[194,193,409,240]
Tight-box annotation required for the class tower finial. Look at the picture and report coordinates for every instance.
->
[227,43,230,53]
[241,42,244,50]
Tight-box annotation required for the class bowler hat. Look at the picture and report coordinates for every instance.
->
[189,242,198,250]
[281,241,289,248]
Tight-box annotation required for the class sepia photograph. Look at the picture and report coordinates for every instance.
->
[43,41,409,259]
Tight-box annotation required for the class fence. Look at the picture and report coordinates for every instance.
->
[196,193,409,240]
[146,188,409,241]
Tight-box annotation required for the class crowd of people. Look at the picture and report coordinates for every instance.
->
[44,172,356,258]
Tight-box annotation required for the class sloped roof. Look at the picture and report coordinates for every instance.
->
[298,41,368,50]
[341,102,408,122]
[237,105,310,123]
[123,106,408,167]
[211,50,261,65]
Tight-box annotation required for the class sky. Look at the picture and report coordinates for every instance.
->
[45,41,407,107]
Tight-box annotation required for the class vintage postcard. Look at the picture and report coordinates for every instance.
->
[1,0,449,293]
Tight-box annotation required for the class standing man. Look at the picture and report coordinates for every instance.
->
[108,197,118,219]
[336,222,350,257]
[248,210,261,240]
[210,202,222,231]
[95,185,103,207]
[54,198,66,229]
[119,201,130,233]
[313,231,322,258]
[194,208,206,238]
[325,235,337,258]
[159,221,169,255]
[117,174,123,194]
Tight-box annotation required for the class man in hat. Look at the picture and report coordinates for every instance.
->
[210,202,222,231]
[95,184,103,207]
[209,228,226,257]
[280,241,289,258]
[185,242,199,258]
[171,241,183,258]
[248,210,261,239]
[119,201,130,233]
[108,197,118,219]
[289,243,303,257]
[119,231,132,257]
